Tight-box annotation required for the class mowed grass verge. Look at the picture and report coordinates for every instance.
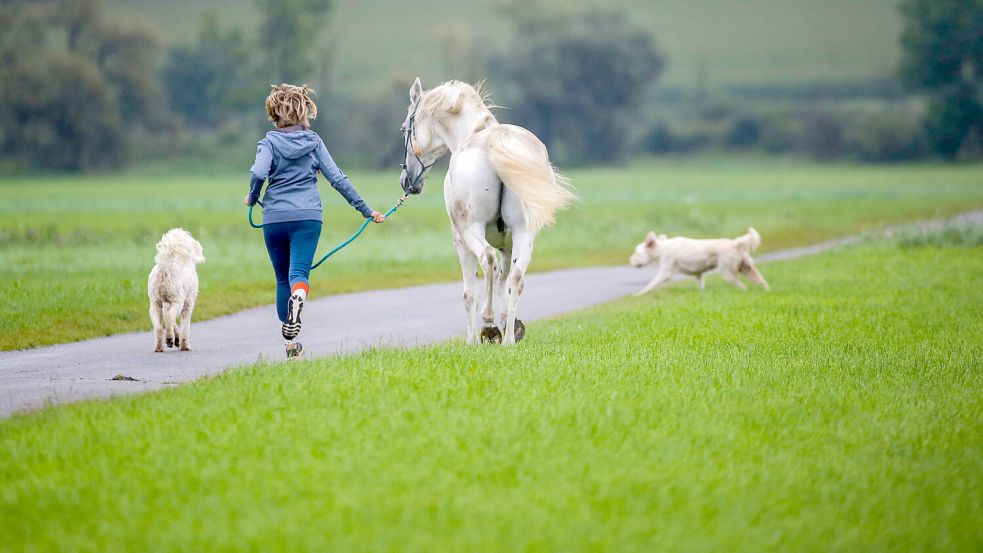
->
[2,159,982,351]
[1,239,980,551]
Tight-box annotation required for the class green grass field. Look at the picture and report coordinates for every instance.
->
[2,235,980,551]
[107,0,902,93]
[2,159,982,351]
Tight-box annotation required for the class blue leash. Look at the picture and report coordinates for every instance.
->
[248,195,407,270]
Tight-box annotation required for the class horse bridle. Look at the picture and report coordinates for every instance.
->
[400,103,437,191]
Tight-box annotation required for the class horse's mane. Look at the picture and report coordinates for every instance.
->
[417,80,496,121]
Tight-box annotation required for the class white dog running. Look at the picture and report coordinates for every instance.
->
[630,227,769,295]
[148,228,205,352]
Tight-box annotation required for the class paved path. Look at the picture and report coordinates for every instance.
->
[2,211,980,417]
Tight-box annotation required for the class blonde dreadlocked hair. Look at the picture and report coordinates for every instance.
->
[265,84,318,128]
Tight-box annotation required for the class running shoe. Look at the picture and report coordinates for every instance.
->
[281,293,304,340]
[286,341,305,359]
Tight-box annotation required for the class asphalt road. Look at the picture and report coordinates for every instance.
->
[2,210,979,417]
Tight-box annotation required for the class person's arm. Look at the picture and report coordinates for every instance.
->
[245,140,272,206]
[315,139,376,218]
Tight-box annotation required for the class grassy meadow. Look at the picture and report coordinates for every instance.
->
[1,234,980,551]
[2,159,982,350]
[4,1,979,549]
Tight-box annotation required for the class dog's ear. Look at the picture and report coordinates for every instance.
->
[645,231,658,248]
[194,240,205,263]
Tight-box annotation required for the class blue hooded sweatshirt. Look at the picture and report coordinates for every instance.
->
[248,125,373,224]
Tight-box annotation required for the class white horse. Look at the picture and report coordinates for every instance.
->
[398,78,575,344]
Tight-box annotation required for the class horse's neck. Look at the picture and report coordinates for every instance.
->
[436,105,497,152]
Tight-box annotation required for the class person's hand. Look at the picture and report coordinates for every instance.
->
[370,211,386,223]
[244,195,255,206]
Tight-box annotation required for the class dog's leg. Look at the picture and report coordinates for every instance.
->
[150,302,164,352]
[164,302,180,348]
[635,269,674,296]
[179,296,195,351]
[721,270,748,290]
[739,259,770,291]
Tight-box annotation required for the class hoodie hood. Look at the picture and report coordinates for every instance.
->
[265,126,320,159]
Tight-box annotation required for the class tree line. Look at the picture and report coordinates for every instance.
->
[0,0,978,172]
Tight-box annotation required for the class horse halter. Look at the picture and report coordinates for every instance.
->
[400,103,437,191]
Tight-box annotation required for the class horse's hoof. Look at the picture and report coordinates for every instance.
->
[165,337,174,348]
[174,337,181,349]
[514,319,526,343]
[480,325,503,344]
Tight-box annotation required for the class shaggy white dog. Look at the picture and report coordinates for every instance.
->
[630,227,769,295]
[148,228,205,352]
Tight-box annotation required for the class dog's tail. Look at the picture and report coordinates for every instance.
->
[735,227,761,252]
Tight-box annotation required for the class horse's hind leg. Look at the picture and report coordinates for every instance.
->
[496,246,511,327]
[452,228,482,343]
[502,228,535,345]
[457,223,501,343]
[478,242,502,343]
[495,247,526,342]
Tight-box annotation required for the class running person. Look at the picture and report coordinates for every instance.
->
[245,84,385,358]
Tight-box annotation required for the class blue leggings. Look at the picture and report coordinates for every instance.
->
[263,220,322,322]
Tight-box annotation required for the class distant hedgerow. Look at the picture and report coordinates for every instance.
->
[895,220,983,248]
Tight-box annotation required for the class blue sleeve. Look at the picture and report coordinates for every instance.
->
[247,139,272,205]
[315,138,374,218]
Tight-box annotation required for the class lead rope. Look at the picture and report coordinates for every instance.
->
[248,194,408,270]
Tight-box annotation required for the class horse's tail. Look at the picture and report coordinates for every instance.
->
[735,227,761,252]
[485,125,576,232]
